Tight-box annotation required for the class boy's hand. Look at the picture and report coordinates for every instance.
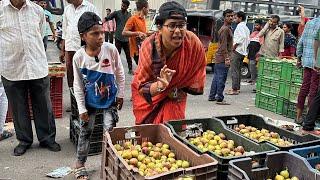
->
[80,112,89,122]
[116,97,123,110]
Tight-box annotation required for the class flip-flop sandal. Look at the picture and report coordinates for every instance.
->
[226,91,239,95]
[216,101,230,105]
[0,130,13,141]
[74,167,89,180]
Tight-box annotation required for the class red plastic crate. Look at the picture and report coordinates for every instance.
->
[5,76,63,122]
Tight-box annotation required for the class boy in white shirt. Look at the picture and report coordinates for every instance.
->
[72,12,125,179]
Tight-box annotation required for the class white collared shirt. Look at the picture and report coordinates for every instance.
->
[62,0,98,52]
[0,0,48,81]
[233,21,250,56]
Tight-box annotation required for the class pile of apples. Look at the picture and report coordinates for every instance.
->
[188,130,246,157]
[114,141,191,177]
[266,168,299,180]
[234,124,293,147]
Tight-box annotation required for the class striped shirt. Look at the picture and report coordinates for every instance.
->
[296,18,320,68]
[0,0,48,81]
[62,0,97,51]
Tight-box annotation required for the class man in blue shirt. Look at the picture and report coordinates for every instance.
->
[295,17,320,124]
[38,0,56,51]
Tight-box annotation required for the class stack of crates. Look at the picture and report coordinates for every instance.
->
[255,57,303,119]
[69,88,104,155]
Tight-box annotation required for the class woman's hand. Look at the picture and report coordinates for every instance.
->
[157,65,176,90]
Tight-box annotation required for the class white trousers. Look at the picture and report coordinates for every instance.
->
[0,87,8,134]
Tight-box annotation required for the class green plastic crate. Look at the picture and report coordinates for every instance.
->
[258,58,284,80]
[288,82,302,103]
[255,92,285,114]
[165,119,278,180]
[256,77,288,98]
[291,67,303,84]
[282,100,307,120]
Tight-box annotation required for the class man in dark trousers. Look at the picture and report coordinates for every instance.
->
[0,0,60,156]
[105,0,133,74]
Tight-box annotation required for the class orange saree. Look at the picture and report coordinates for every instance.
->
[131,31,206,124]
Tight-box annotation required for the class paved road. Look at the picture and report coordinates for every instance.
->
[0,41,293,180]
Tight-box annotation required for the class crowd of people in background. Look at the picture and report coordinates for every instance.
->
[0,0,320,179]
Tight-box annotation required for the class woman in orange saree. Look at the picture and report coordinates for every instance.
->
[131,1,206,124]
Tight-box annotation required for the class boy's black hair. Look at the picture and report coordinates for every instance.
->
[122,0,130,7]
[106,8,111,12]
[78,12,103,46]
[136,0,148,11]
[236,11,246,21]
[223,9,234,17]
[271,15,280,23]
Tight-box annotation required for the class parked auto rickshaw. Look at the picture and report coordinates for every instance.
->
[185,9,222,69]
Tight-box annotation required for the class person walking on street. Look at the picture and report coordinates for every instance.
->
[295,17,320,124]
[122,0,149,66]
[105,0,133,74]
[59,0,97,88]
[227,11,250,95]
[259,15,285,57]
[0,0,60,156]
[281,23,297,57]
[72,12,125,179]
[247,19,264,85]
[208,9,234,105]
[131,1,206,124]
[103,8,116,44]
[38,0,55,51]
[302,27,320,134]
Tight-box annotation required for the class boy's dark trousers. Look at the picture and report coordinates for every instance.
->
[76,108,116,164]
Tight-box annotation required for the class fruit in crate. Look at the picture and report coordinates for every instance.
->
[114,141,191,177]
[188,130,246,157]
[234,124,294,147]
[315,163,320,171]
[267,168,299,180]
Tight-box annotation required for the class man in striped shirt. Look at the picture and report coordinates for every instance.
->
[0,0,60,156]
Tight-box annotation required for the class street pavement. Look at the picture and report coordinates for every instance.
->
[0,41,293,180]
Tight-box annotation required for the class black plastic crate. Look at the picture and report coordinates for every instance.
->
[214,114,320,151]
[165,118,278,180]
[70,88,79,118]
[228,151,319,180]
[69,115,103,156]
